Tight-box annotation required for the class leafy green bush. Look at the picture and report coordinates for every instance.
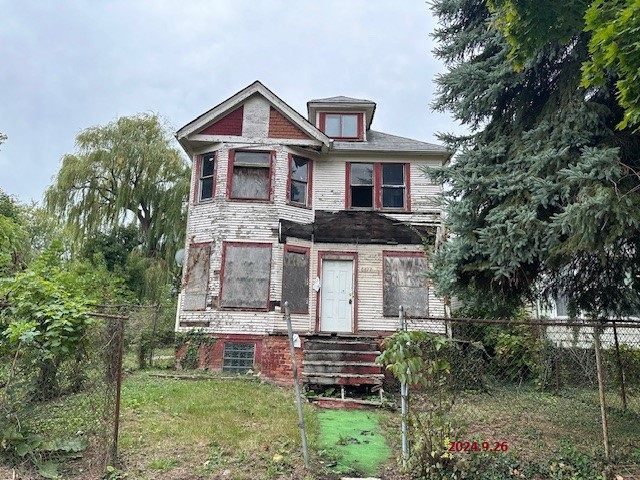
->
[175,330,215,370]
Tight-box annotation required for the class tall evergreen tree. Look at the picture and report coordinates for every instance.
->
[429,0,640,318]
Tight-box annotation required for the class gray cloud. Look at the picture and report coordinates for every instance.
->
[0,0,464,202]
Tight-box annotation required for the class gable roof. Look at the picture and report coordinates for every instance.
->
[333,130,449,154]
[176,80,331,147]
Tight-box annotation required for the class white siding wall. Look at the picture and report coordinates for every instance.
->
[179,95,448,336]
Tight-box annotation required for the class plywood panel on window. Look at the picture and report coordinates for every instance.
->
[383,256,429,317]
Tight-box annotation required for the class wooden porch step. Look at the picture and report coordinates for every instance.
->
[304,363,381,375]
[305,339,379,352]
[302,372,384,386]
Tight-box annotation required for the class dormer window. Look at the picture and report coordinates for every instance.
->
[319,113,363,140]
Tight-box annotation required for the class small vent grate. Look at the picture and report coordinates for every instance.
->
[222,343,255,373]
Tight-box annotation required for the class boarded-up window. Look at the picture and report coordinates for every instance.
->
[230,151,271,200]
[221,243,272,309]
[183,243,211,310]
[282,247,310,313]
[383,254,429,317]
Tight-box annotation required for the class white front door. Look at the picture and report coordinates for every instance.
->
[320,259,354,332]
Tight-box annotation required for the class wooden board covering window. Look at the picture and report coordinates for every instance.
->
[183,243,211,310]
[282,248,310,313]
[221,243,272,309]
[383,255,429,317]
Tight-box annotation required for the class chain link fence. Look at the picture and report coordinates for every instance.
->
[0,310,125,480]
[397,316,640,478]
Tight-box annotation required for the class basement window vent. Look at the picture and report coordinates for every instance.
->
[222,343,255,373]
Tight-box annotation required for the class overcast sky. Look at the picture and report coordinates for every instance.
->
[0,0,464,203]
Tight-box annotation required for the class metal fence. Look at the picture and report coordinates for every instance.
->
[0,310,126,480]
[398,315,640,478]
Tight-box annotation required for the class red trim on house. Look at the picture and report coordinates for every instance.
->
[225,149,275,203]
[286,154,313,209]
[405,163,412,212]
[381,250,427,318]
[283,244,311,314]
[344,162,351,209]
[219,241,273,312]
[315,250,359,333]
[374,163,382,210]
[318,112,365,141]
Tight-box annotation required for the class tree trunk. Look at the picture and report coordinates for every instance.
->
[34,358,59,401]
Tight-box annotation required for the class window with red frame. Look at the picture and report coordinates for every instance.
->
[229,151,271,200]
[289,155,311,206]
[220,243,272,309]
[381,163,406,208]
[323,113,359,138]
[348,162,409,210]
[199,153,215,201]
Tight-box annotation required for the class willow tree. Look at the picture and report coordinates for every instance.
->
[429,0,640,319]
[46,114,190,298]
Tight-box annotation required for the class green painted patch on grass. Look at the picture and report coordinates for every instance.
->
[318,409,390,476]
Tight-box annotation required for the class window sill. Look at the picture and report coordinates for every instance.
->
[286,201,312,210]
[227,197,273,204]
[219,306,271,312]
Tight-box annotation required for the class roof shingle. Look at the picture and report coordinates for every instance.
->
[333,130,448,153]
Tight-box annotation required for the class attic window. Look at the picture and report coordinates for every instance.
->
[321,113,362,140]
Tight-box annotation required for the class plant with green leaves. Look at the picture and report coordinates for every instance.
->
[489,0,640,131]
[45,113,190,301]
[378,331,459,478]
[429,0,640,321]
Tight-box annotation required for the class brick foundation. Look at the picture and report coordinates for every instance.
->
[175,333,303,385]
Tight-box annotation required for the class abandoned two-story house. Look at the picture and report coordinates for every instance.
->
[175,81,452,386]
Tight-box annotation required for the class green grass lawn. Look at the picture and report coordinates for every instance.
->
[119,372,320,480]
[449,386,640,463]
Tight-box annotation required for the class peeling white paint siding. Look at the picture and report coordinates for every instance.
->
[242,94,270,138]
[313,154,443,212]
[178,96,448,336]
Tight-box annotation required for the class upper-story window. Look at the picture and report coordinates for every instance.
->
[228,150,272,201]
[288,155,312,207]
[350,163,374,208]
[198,153,216,201]
[381,163,406,208]
[347,162,410,211]
[320,113,363,140]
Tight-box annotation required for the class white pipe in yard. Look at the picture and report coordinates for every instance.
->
[284,301,310,468]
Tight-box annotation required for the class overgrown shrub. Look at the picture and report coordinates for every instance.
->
[175,330,216,370]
